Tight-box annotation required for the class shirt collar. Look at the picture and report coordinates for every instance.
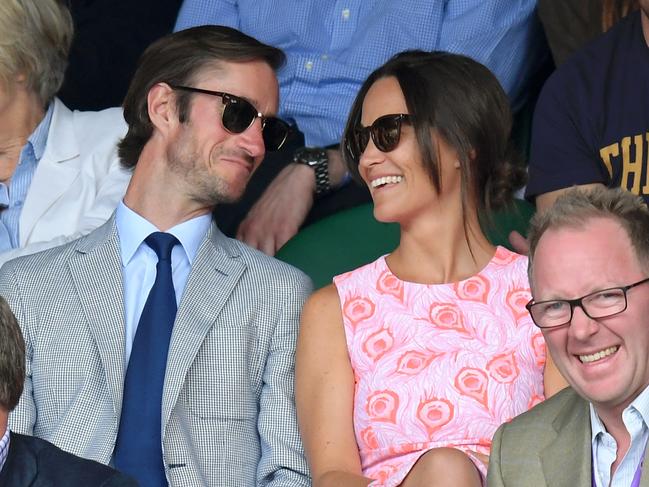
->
[590,384,649,442]
[115,201,212,266]
[0,184,8,207]
[590,404,606,443]
[23,102,54,163]
[0,427,10,474]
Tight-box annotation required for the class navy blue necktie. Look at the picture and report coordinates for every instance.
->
[114,232,179,487]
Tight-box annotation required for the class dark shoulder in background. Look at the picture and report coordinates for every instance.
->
[0,432,138,486]
[538,0,638,66]
[59,0,183,111]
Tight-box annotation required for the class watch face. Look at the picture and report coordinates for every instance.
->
[295,148,327,166]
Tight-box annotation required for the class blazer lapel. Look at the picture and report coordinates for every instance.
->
[540,394,592,487]
[640,445,649,486]
[161,225,246,431]
[20,98,82,245]
[68,216,126,415]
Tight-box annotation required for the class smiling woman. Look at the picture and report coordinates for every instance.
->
[296,50,567,487]
[342,50,524,234]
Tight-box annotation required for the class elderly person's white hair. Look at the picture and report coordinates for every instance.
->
[0,0,73,105]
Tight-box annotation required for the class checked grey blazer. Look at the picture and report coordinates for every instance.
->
[0,216,312,486]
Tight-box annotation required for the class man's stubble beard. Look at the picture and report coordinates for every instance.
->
[166,127,244,207]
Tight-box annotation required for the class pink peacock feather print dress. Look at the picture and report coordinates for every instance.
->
[333,247,546,486]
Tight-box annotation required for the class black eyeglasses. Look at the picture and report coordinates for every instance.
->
[346,113,412,164]
[169,85,292,151]
[526,277,649,329]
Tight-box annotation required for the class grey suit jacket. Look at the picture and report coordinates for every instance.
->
[1,216,312,486]
[488,387,649,486]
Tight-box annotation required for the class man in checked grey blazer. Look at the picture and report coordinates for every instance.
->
[0,26,311,487]
[488,188,649,487]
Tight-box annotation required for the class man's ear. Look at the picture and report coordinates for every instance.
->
[147,83,178,135]
[5,73,27,97]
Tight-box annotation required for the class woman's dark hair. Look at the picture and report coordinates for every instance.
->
[118,25,285,169]
[342,50,525,222]
[602,0,638,31]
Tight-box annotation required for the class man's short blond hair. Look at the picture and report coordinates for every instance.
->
[0,0,73,104]
[528,187,649,281]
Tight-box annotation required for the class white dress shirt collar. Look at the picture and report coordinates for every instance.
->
[115,201,211,266]
[590,384,649,487]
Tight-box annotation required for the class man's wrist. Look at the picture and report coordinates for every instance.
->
[325,147,351,189]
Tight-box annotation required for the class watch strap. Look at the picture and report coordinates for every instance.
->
[293,147,332,197]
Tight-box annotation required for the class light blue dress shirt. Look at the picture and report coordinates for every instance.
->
[115,201,212,365]
[591,385,649,487]
[0,104,54,251]
[175,0,543,146]
[0,428,9,474]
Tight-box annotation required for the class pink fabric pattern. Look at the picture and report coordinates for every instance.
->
[333,247,546,486]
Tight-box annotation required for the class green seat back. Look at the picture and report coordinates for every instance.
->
[276,199,535,289]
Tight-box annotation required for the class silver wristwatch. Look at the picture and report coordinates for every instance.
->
[293,147,331,197]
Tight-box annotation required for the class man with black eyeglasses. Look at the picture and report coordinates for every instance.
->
[488,186,649,487]
[0,26,312,487]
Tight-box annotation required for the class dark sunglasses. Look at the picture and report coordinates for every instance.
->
[169,85,292,151]
[347,113,412,164]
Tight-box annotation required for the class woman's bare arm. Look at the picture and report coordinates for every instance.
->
[295,284,373,487]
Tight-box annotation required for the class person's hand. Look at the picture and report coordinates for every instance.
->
[237,163,315,255]
[508,230,530,255]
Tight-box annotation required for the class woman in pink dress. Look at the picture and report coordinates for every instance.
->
[296,51,566,487]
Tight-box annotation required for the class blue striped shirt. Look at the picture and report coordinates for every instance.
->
[0,104,53,250]
[591,385,649,487]
[175,0,544,146]
[0,427,9,473]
